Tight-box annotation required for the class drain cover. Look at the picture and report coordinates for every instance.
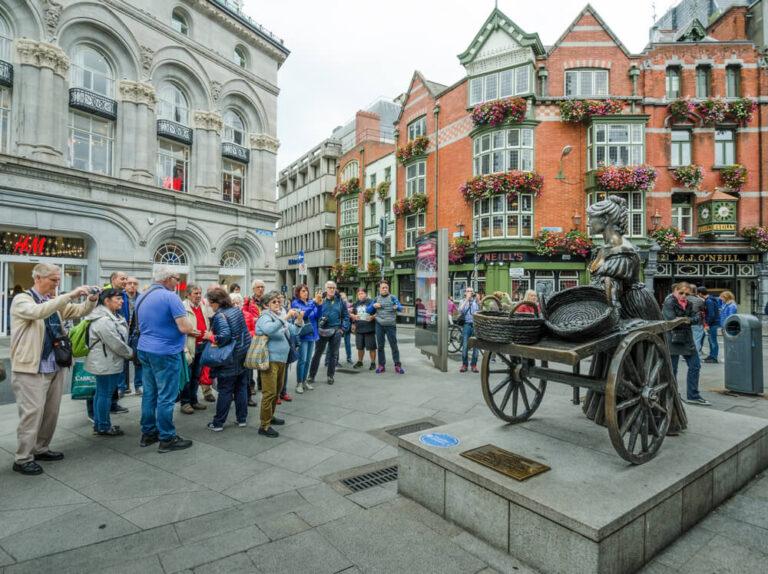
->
[386,421,437,438]
[340,465,398,492]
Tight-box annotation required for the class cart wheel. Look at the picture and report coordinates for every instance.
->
[605,331,674,464]
[481,352,547,423]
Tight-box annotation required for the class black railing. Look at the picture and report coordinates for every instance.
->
[69,87,118,120]
[222,142,250,163]
[157,119,193,145]
[0,60,12,88]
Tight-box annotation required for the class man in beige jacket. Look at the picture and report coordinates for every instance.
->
[10,262,98,475]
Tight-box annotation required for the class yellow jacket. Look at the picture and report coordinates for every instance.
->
[10,292,96,374]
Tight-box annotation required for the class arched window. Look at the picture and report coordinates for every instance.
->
[342,160,359,182]
[157,82,189,125]
[71,45,114,97]
[233,46,247,69]
[0,14,11,62]
[171,9,189,36]
[154,243,188,266]
[220,249,245,268]
[223,109,246,146]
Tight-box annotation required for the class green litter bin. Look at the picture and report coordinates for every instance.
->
[723,314,763,394]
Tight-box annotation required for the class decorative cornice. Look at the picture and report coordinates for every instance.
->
[193,111,223,132]
[119,80,156,108]
[250,133,280,153]
[15,39,69,77]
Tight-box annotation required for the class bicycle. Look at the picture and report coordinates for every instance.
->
[448,323,462,354]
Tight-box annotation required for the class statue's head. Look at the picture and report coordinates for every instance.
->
[587,195,628,237]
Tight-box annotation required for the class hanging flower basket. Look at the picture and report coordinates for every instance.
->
[668,98,696,122]
[330,261,357,283]
[471,97,527,127]
[393,193,428,217]
[559,99,624,123]
[564,230,594,258]
[376,180,391,201]
[727,97,757,125]
[333,177,360,198]
[396,136,429,164]
[595,165,657,192]
[720,164,747,193]
[459,171,543,203]
[741,226,768,252]
[363,188,375,204]
[649,227,685,252]
[696,98,729,125]
[367,259,381,275]
[534,230,567,256]
[671,165,703,190]
[449,237,470,263]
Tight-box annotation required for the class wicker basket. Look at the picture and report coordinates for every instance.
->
[473,301,546,345]
[543,286,619,342]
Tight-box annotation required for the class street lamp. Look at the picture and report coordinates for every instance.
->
[456,222,465,236]
[555,145,573,180]
[571,210,582,229]
[472,239,479,292]
[651,209,662,229]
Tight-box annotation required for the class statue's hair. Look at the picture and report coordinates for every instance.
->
[586,195,628,236]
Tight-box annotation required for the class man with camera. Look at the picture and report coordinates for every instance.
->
[307,280,349,385]
[458,287,480,373]
[9,263,98,475]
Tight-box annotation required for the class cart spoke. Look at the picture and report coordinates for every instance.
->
[620,405,641,436]
[627,413,642,453]
[622,355,643,391]
[497,354,515,368]
[640,413,650,453]
[616,396,640,411]
[643,342,657,380]
[647,406,660,437]
[490,377,511,395]
[511,385,519,415]
[523,378,542,397]
[520,383,531,412]
[488,369,511,374]
[500,381,515,412]
[647,360,663,387]
[651,382,668,394]
[651,402,668,415]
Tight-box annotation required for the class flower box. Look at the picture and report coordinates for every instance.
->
[397,136,429,164]
[333,177,360,198]
[393,193,428,217]
[459,171,543,203]
[741,226,768,252]
[671,165,703,190]
[559,99,624,123]
[649,227,685,252]
[668,98,696,123]
[471,97,527,127]
[376,180,391,201]
[720,164,747,193]
[534,229,593,257]
[449,237,470,263]
[595,165,657,192]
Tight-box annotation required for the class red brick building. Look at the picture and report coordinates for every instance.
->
[387,4,768,313]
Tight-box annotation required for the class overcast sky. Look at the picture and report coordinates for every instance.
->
[244,0,677,171]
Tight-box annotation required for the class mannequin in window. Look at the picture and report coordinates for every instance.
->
[172,165,185,192]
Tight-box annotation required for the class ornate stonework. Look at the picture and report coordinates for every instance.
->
[16,39,69,77]
[250,133,280,153]
[119,80,157,108]
[44,0,63,40]
[210,81,222,103]
[139,45,154,79]
[193,111,223,132]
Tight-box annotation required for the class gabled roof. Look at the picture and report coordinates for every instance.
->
[549,4,632,57]
[677,18,709,41]
[457,8,545,64]
[394,70,444,125]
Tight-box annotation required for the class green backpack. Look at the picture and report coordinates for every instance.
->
[70,318,98,358]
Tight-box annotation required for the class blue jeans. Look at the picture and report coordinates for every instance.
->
[691,324,705,355]
[180,346,203,406]
[296,339,314,383]
[375,323,400,366]
[462,323,479,367]
[706,325,720,360]
[133,362,143,391]
[344,330,352,362]
[671,353,702,400]
[118,363,128,393]
[213,369,248,426]
[139,350,182,441]
[94,372,123,431]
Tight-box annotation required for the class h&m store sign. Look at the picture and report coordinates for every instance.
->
[1,232,87,258]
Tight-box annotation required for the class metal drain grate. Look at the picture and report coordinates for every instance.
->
[340,465,398,492]
[386,421,437,438]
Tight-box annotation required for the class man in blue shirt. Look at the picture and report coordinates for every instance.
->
[136,266,199,452]
[458,287,480,372]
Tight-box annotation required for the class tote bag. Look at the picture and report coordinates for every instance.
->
[244,335,270,371]
[71,361,96,400]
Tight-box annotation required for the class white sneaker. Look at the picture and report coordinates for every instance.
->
[296,384,304,394]
[305,381,315,391]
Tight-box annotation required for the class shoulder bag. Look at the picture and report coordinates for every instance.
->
[200,311,236,368]
[28,290,73,368]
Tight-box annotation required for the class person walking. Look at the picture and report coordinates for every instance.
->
[663,283,710,406]
[180,285,209,415]
[256,291,302,437]
[124,276,143,396]
[9,263,97,475]
[136,266,198,452]
[351,287,377,370]
[367,281,404,374]
[308,281,349,385]
[205,288,252,432]
[85,288,134,437]
[340,292,354,365]
[720,291,738,322]
[700,287,721,363]
[290,284,321,393]
[458,287,480,373]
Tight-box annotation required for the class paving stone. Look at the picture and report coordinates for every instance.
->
[698,510,768,556]
[121,490,237,529]
[638,560,678,574]
[305,452,372,479]
[78,465,206,503]
[284,402,354,425]
[0,545,14,567]
[383,495,464,538]
[345,485,399,509]
[99,555,165,574]
[254,512,311,541]
[0,504,90,539]
[368,445,399,462]
[254,439,338,473]
[160,525,268,573]
[101,496,161,515]
[718,493,768,529]
[278,418,347,445]
[318,429,389,458]
[452,531,537,574]
[0,474,90,511]
[677,533,768,573]
[296,483,361,527]
[222,466,320,502]
[193,552,261,574]
[654,526,718,569]
[246,530,352,574]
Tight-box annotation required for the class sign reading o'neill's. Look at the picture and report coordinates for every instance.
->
[696,191,738,236]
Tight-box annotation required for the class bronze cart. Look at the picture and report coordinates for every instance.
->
[470,318,686,465]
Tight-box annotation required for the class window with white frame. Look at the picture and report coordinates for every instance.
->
[171,9,189,36]
[587,123,644,170]
[369,173,377,188]
[406,161,426,196]
[157,82,189,125]
[369,202,377,227]
[696,66,711,98]
[666,67,681,99]
[473,194,533,240]
[155,242,187,266]
[715,130,735,166]
[71,45,114,98]
[407,116,426,141]
[468,65,532,106]
[222,160,244,204]
[510,273,531,301]
[672,199,693,235]
[558,271,580,290]
[0,88,9,154]
[341,160,358,182]
[473,128,534,175]
[157,139,189,192]
[565,69,608,97]
[223,109,246,146]
[405,212,425,249]
[670,130,691,167]
[341,197,358,225]
[589,191,644,237]
[0,14,13,62]
[68,112,113,175]
[726,65,741,98]
[340,237,358,265]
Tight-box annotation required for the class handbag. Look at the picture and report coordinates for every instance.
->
[286,332,299,364]
[245,335,270,371]
[297,322,314,338]
[200,312,236,369]
[70,361,96,400]
[28,290,73,367]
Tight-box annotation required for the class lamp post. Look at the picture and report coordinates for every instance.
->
[472,239,479,292]
[651,208,662,230]
[571,211,582,229]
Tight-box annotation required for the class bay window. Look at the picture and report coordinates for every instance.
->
[222,160,244,204]
[406,161,426,196]
[156,140,189,192]
[405,212,425,249]
[589,191,644,237]
[473,127,533,175]
[341,197,358,225]
[68,112,113,175]
[587,123,644,170]
[670,130,691,167]
[469,64,532,106]
[715,130,735,166]
[565,69,608,97]
[341,160,358,182]
[340,237,358,265]
[473,194,533,241]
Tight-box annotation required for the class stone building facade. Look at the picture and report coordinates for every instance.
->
[0,0,288,335]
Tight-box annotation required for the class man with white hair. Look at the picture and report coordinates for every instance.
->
[135,265,199,453]
[307,280,349,385]
[9,263,98,475]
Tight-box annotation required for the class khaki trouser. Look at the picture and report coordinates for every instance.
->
[10,369,66,464]
[260,362,285,430]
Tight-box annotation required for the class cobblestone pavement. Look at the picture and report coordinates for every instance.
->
[0,326,766,573]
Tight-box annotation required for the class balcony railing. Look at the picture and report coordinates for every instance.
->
[157,119,193,145]
[340,128,396,154]
[222,142,250,164]
[0,60,12,88]
[69,87,117,121]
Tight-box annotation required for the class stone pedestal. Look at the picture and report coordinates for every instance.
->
[398,403,768,574]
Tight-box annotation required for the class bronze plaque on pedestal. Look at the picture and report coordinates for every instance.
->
[461,444,550,481]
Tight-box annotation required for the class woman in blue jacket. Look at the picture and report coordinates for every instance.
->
[290,284,322,394]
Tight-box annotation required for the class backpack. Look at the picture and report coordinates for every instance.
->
[69,319,93,358]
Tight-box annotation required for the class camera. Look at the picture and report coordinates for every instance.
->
[89,287,101,295]
[319,316,328,328]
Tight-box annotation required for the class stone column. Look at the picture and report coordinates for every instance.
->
[118,80,156,184]
[249,133,280,209]
[192,111,223,199]
[15,39,69,163]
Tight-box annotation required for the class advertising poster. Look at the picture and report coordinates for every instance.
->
[415,231,439,356]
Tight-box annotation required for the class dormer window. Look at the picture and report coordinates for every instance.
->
[469,64,532,106]
[565,69,608,98]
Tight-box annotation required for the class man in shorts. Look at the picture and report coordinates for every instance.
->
[350,287,377,370]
